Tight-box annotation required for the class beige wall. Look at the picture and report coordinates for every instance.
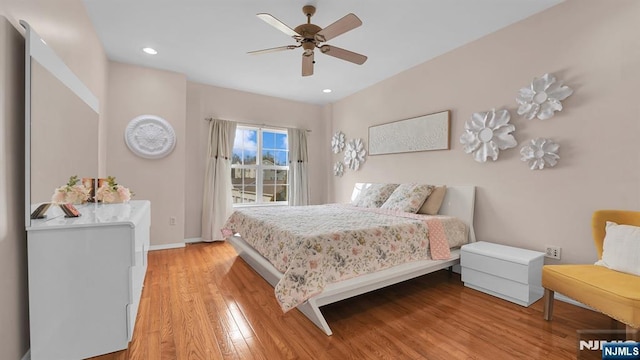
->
[0,1,108,358]
[329,0,640,264]
[107,62,187,247]
[185,82,328,239]
[107,74,327,245]
[30,61,99,203]
[1,0,109,175]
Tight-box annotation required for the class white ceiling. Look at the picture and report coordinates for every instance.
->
[82,0,562,105]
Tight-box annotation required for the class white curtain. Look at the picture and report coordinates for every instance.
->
[288,128,309,206]
[201,119,237,241]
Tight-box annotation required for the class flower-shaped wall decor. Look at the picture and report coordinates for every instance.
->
[344,138,367,170]
[520,138,560,170]
[460,108,517,163]
[333,161,344,177]
[516,73,573,120]
[331,131,345,154]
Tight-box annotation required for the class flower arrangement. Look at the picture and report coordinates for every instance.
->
[51,175,91,204]
[96,176,133,203]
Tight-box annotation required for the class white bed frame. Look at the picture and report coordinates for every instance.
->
[227,185,476,335]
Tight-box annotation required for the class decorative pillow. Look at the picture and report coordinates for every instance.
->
[381,184,435,213]
[595,221,640,276]
[353,183,399,208]
[418,185,447,215]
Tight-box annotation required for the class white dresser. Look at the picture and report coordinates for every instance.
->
[27,200,150,360]
[460,241,544,307]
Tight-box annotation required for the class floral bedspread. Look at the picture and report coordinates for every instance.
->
[223,204,468,312]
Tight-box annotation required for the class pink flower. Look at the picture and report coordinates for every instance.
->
[116,185,131,202]
[68,185,90,203]
[51,188,67,204]
[96,184,117,203]
[95,176,133,203]
[50,184,90,204]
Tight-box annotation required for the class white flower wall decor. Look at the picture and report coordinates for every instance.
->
[344,138,367,170]
[331,131,345,154]
[333,161,344,177]
[516,73,573,120]
[520,138,560,170]
[460,108,517,163]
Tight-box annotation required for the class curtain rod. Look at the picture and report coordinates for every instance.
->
[205,117,311,132]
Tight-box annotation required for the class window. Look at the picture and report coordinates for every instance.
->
[231,126,289,205]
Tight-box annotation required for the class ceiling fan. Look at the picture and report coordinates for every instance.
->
[248,5,367,76]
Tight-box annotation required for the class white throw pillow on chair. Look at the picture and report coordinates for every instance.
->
[595,221,640,276]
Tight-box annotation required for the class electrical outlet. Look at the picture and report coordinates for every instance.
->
[545,245,561,260]
[169,217,176,225]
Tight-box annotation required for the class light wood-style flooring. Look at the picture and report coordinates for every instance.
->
[91,242,612,360]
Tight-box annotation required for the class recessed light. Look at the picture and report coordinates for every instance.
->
[142,47,158,55]
[322,89,332,93]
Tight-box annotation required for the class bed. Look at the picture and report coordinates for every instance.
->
[225,184,477,335]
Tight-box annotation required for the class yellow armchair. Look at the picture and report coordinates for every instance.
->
[542,210,640,339]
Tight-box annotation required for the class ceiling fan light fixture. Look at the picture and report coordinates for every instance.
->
[322,89,332,93]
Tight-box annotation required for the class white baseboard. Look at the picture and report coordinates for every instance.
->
[185,237,202,243]
[21,349,30,360]
[149,242,186,251]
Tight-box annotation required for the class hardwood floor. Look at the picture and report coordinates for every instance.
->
[90,242,612,360]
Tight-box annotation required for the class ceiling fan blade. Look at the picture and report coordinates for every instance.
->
[248,45,298,55]
[319,45,367,65]
[257,13,300,38]
[315,13,362,42]
[302,51,314,77]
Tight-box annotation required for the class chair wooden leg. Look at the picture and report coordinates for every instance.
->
[627,325,639,341]
[543,288,554,321]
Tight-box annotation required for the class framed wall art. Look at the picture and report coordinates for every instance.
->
[368,110,450,156]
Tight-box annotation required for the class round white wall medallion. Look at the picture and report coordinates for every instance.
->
[124,115,176,159]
